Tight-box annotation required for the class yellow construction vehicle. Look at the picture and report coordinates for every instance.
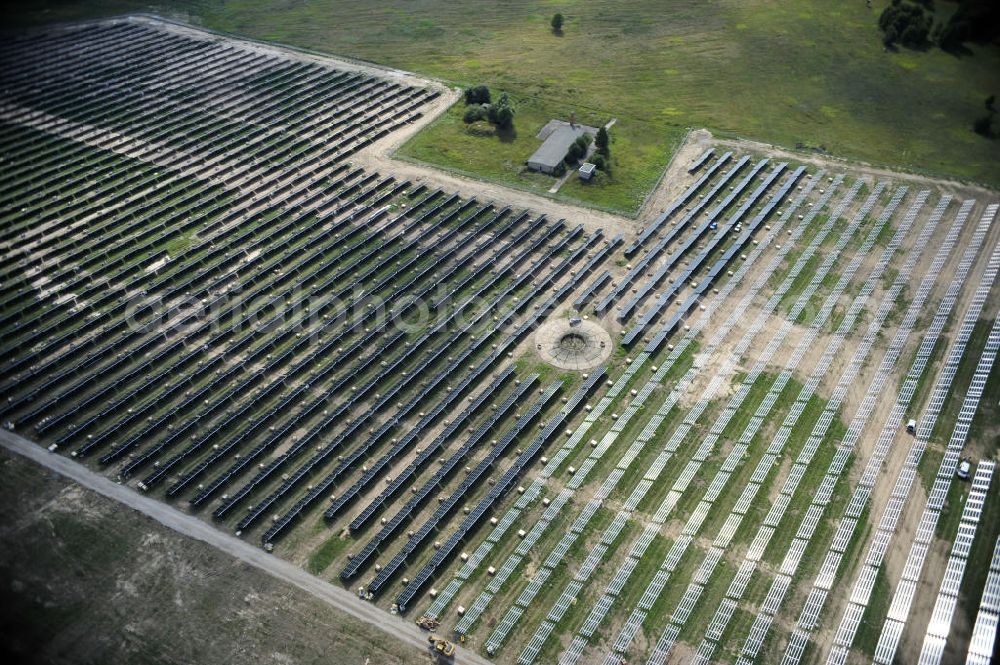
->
[428,635,455,659]
[416,615,440,631]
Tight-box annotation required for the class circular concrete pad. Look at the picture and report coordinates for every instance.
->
[534,319,613,371]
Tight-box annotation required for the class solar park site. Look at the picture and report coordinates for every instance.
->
[1,12,999,665]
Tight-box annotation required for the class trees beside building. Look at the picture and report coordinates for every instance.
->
[461,86,515,131]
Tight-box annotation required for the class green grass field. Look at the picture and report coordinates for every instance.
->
[10,0,1000,214]
[396,95,684,214]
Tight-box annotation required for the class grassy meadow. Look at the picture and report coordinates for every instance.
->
[9,1,1000,212]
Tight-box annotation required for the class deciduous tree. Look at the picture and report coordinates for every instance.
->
[463,85,491,105]
[492,92,515,130]
[879,1,931,48]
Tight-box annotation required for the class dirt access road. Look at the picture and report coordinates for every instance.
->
[0,429,492,665]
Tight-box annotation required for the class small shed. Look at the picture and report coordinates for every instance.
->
[578,163,596,181]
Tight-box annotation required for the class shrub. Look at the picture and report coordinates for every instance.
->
[551,13,564,32]
[973,115,995,138]
[590,153,607,171]
[564,141,585,165]
[464,85,491,105]
[463,105,486,123]
[563,133,592,165]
